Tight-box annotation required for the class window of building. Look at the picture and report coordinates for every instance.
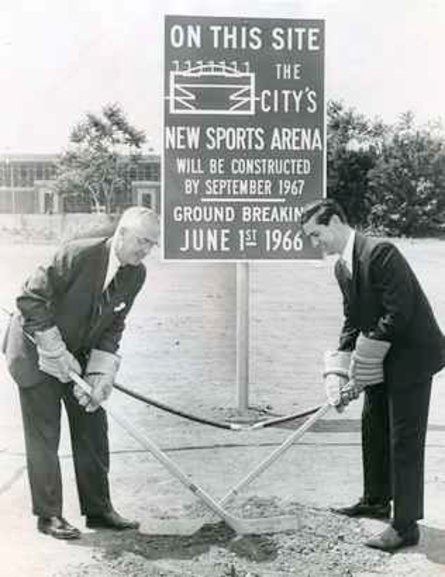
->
[43,191,54,214]
[138,188,155,210]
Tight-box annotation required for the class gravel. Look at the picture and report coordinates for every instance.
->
[53,497,394,577]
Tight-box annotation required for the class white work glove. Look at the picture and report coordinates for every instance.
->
[75,373,114,413]
[349,334,391,388]
[73,349,120,412]
[338,379,363,406]
[34,326,81,383]
[323,350,352,411]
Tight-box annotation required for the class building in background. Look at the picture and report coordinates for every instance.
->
[0,154,161,214]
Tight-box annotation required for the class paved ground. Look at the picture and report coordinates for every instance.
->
[0,238,444,576]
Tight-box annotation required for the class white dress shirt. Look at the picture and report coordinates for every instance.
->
[103,237,121,291]
[339,230,355,276]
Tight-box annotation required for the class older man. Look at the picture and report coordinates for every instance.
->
[301,199,445,551]
[3,207,160,539]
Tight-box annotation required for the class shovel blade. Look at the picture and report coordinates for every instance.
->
[139,514,300,536]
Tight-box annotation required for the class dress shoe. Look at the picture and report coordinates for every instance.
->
[37,516,81,540]
[365,523,420,552]
[332,498,390,519]
[86,509,139,530]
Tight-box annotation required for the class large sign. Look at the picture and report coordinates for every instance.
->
[163,16,325,260]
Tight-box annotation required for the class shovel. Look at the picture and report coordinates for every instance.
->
[158,402,331,535]
[70,371,304,536]
[2,309,324,535]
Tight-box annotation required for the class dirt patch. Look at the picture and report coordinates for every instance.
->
[51,497,391,577]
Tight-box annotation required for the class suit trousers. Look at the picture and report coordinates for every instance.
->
[18,376,112,517]
[362,377,432,523]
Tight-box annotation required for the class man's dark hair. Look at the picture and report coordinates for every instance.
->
[300,199,348,226]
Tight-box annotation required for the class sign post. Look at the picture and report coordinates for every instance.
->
[163,16,325,410]
[236,262,249,411]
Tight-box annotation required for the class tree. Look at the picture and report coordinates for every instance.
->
[367,112,445,236]
[54,103,146,213]
[327,100,387,226]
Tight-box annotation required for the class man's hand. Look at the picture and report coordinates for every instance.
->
[323,350,352,412]
[339,379,363,406]
[35,326,81,383]
[73,349,120,412]
[73,374,113,413]
[325,373,348,412]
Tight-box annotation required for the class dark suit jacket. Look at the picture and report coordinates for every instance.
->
[4,237,146,388]
[336,232,445,388]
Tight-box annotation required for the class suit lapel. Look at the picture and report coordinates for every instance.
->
[90,239,112,320]
[349,233,381,329]
[97,238,112,292]
[347,234,364,323]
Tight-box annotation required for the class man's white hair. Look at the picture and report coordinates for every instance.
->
[116,206,159,233]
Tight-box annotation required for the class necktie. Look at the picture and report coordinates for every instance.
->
[98,267,123,316]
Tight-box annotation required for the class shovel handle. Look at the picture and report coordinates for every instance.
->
[220,402,331,505]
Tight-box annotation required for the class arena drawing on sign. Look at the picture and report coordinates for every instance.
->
[169,64,256,115]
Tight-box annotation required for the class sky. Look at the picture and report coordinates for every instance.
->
[0,0,443,154]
